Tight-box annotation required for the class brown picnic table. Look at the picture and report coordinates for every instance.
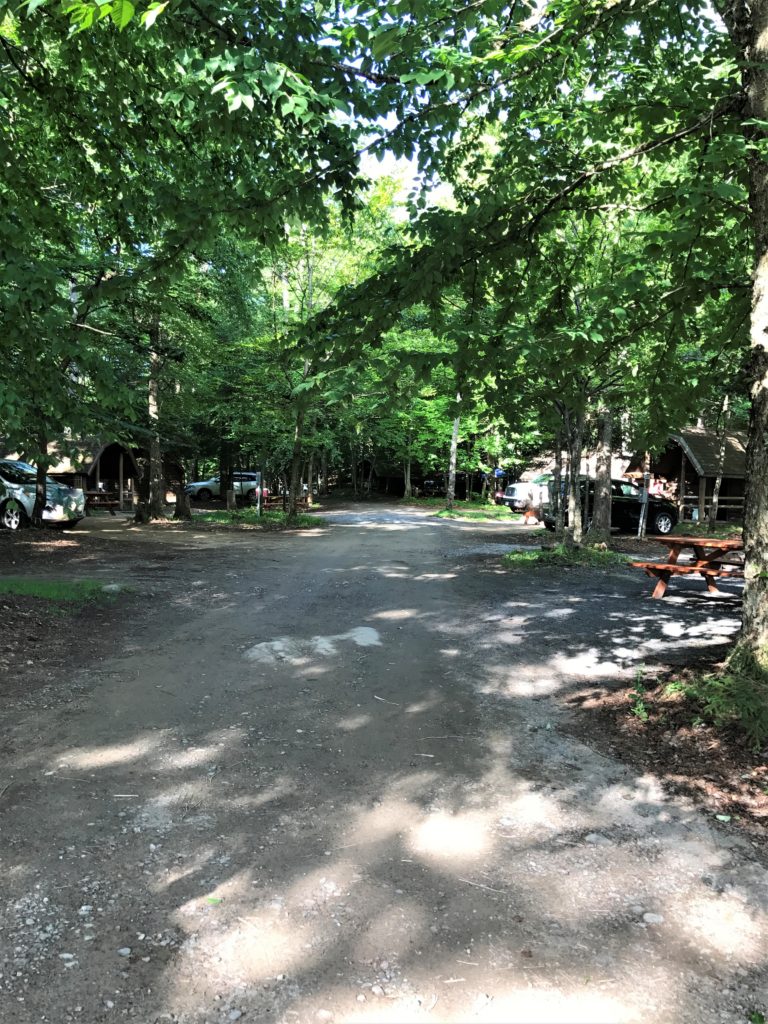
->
[632,535,744,599]
[84,490,121,515]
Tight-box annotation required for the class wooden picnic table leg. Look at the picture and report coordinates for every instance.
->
[693,545,725,594]
[651,569,671,599]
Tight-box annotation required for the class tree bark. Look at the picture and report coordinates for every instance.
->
[565,409,585,545]
[723,0,768,669]
[708,394,730,530]
[404,455,412,499]
[307,452,315,508]
[637,450,651,539]
[553,425,564,534]
[288,407,305,517]
[321,450,329,495]
[446,394,461,509]
[147,333,165,520]
[590,408,613,544]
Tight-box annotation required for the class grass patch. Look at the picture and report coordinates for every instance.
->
[435,505,521,522]
[671,521,742,539]
[196,508,325,529]
[503,542,631,570]
[0,577,107,603]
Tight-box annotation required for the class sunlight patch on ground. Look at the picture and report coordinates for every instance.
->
[245,626,382,666]
[337,712,373,731]
[676,894,765,961]
[339,798,415,851]
[168,744,222,769]
[63,733,163,770]
[371,608,419,620]
[205,912,315,982]
[407,810,492,866]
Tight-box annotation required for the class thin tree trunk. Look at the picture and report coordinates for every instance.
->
[351,443,358,498]
[591,408,613,544]
[147,335,164,519]
[553,426,564,533]
[723,0,768,668]
[288,407,305,517]
[403,454,412,499]
[446,395,461,509]
[708,394,730,530]
[566,409,585,545]
[321,450,329,495]
[307,452,315,508]
[637,450,651,539]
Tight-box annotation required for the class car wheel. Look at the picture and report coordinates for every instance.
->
[245,488,258,503]
[1,499,27,531]
[197,488,213,501]
[654,511,675,535]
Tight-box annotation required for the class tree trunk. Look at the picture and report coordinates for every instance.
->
[723,0,768,669]
[446,395,461,509]
[174,485,192,520]
[565,409,585,545]
[404,455,412,499]
[307,452,315,508]
[147,335,165,520]
[553,426,564,533]
[366,457,375,496]
[321,450,329,495]
[708,394,730,530]
[637,450,651,539]
[590,408,613,544]
[31,430,48,526]
[351,443,358,498]
[288,407,305,517]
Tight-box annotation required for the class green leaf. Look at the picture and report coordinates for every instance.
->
[110,0,134,30]
[141,1,167,28]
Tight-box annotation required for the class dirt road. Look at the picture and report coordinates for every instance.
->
[1,506,765,1024]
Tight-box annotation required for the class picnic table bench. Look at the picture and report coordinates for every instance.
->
[84,490,121,515]
[632,535,744,599]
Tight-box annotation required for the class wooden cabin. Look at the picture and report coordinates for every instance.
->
[628,427,747,522]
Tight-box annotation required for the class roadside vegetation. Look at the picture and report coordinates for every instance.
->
[671,521,743,539]
[0,577,112,605]
[435,505,521,522]
[195,509,325,530]
[503,543,632,571]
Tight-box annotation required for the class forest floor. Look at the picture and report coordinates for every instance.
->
[0,501,765,1024]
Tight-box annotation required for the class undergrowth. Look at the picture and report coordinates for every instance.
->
[0,577,107,603]
[671,521,742,539]
[435,505,521,521]
[672,660,768,751]
[196,508,324,529]
[503,543,631,570]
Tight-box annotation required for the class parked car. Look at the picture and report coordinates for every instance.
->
[501,481,549,511]
[0,460,86,530]
[543,478,678,535]
[184,471,266,502]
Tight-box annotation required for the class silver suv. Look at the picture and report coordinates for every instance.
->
[184,471,265,502]
[0,460,86,530]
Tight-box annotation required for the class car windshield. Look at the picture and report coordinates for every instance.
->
[0,462,61,487]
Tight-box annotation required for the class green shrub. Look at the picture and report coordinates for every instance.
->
[503,543,630,570]
[682,664,768,751]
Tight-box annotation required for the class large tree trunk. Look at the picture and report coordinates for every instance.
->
[724,0,768,669]
[708,394,730,530]
[590,408,613,545]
